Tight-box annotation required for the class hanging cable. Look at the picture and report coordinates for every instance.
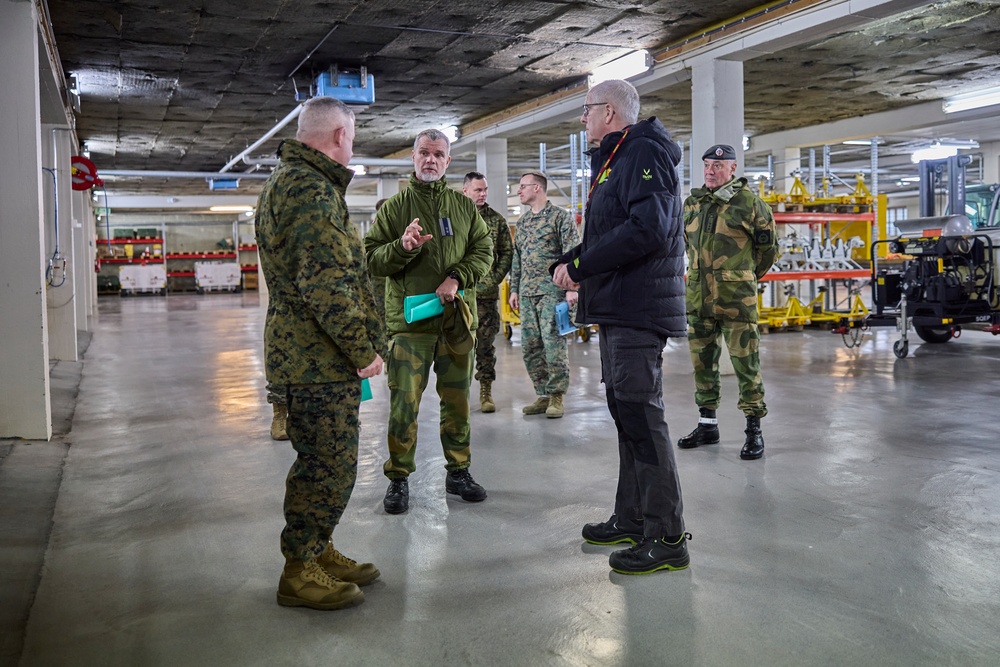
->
[41,167,67,288]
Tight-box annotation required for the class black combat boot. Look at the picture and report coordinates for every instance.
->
[740,415,764,460]
[676,408,720,449]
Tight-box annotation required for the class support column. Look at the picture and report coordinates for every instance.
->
[0,1,52,439]
[71,188,96,331]
[476,137,509,216]
[980,141,1000,185]
[690,57,745,186]
[42,124,78,360]
[783,147,802,196]
[376,175,400,201]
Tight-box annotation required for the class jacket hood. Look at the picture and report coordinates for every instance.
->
[596,117,681,167]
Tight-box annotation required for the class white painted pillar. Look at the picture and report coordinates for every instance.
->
[42,124,78,361]
[783,147,802,196]
[980,141,1000,185]
[71,188,96,330]
[0,2,52,439]
[477,137,509,216]
[690,57,745,186]
[376,176,400,201]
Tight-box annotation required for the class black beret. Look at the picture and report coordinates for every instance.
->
[702,144,737,161]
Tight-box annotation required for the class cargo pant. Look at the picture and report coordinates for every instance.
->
[384,332,474,478]
[266,382,286,406]
[599,325,685,538]
[280,382,361,562]
[474,295,500,383]
[687,315,767,418]
[519,293,570,396]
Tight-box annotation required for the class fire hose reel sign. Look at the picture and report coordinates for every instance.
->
[71,155,103,190]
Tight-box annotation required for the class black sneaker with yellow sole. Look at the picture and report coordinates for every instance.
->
[581,514,644,545]
[609,533,691,574]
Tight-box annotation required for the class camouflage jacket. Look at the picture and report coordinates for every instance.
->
[364,174,493,336]
[477,203,513,298]
[256,139,385,384]
[511,201,579,297]
[683,176,779,323]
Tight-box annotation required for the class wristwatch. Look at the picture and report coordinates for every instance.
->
[447,270,461,287]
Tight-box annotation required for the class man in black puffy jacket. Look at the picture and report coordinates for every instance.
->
[553,79,689,576]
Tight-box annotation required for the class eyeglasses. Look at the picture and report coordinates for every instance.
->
[581,102,608,118]
[517,184,540,191]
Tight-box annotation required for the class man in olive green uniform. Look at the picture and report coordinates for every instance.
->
[256,97,385,610]
[678,144,779,460]
[462,171,513,413]
[365,129,494,514]
[509,172,579,419]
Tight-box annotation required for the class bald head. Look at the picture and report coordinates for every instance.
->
[296,97,356,166]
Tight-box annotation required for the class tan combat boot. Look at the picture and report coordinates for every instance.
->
[522,396,549,415]
[276,560,364,610]
[317,542,381,586]
[546,393,564,418]
[270,403,289,441]
[480,381,496,413]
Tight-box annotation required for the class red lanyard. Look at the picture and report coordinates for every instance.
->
[587,128,630,201]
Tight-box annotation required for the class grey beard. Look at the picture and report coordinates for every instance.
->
[416,170,442,183]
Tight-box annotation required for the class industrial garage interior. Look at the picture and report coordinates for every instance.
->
[2,1,1000,665]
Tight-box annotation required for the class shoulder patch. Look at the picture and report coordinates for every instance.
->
[755,229,773,245]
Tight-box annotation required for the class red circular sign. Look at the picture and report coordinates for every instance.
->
[71,155,103,190]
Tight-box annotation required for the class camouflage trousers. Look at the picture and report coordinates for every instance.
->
[385,332,473,478]
[687,315,767,417]
[280,382,361,562]
[266,382,286,406]
[520,294,569,396]
[474,295,500,382]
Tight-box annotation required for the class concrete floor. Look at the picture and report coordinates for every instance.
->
[3,292,1000,666]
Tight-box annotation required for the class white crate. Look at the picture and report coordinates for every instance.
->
[194,261,241,292]
[118,264,167,295]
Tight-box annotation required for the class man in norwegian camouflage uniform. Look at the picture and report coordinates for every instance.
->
[462,172,513,414]
[256,97,385,611]
[365,129,494,515]
[678,144,779,460]
[509,172,579,419]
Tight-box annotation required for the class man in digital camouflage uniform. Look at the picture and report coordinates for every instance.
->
[462,172,513,414]
[256,97,385,610]
[365,129,494,515]
[678,144,779,460]
[509,171,579,419]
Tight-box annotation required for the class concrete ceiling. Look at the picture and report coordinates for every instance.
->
[47,0,1000,202]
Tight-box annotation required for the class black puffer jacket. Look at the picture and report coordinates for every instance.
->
[557,117,686,337]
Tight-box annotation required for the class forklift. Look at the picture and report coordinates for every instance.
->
[845,155,1000,358]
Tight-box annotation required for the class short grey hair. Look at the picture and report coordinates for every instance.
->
[591,79,640,125]
[413,129,450,153]
[296,97,354,142]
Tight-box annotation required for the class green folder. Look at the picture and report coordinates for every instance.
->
[361,378,373,401]
[403,291,465,323]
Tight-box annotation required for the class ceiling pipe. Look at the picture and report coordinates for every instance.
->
[103,170,272,180]
[219,104,303,173]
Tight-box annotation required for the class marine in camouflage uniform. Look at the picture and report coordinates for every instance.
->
[256,98,385,609]
[511,173,580,418]
[679,144,779,460]
[365,130,494,514]
[461,172,514,413]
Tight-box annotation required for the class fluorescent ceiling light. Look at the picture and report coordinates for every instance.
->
[440,125,460,143]
[589,50,651,87]
[943,86,1000,113]
[209,205,255,212]
[911,144,959,163]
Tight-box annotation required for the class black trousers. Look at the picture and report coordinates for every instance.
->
[598,325,685,538]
